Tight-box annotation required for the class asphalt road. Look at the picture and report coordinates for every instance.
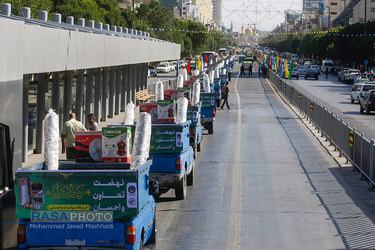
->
[146,64,375,249]
[289,74,375,140]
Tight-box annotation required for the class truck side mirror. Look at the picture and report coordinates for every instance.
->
[149,180,159,196]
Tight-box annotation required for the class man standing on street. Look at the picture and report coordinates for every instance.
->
[228,66,232,81]
[61,113,86,159]
[221,82,230,109]
[249,63,253,77]
[87,113,99,131]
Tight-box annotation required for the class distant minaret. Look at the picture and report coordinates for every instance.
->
[231,21,233,32]
[241,23,244,34]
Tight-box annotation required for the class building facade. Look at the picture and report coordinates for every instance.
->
[192,0,212,25]
[324,0,349,24]
[352,0,375,23]
[303,0,321,12]
[212,0,222,28]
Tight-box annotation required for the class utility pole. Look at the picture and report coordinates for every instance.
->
[132,0,135,11]
[364,0,367,34]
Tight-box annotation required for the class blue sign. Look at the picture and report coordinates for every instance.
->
[364,60,369,65]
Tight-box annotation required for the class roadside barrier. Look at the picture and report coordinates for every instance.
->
[267,69,375,191]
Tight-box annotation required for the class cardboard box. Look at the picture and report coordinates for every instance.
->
[139,103,158,122]
[164,89,178,100]
[177,87,191,100]
[158,100,176,123]
[75,131,102,162]
[102,127,132,163]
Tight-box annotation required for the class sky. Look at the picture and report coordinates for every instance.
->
[222,0,303,32]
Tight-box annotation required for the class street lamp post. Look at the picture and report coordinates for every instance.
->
[325,6,331,29]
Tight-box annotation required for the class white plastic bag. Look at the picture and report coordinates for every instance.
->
[209,70,215,84]
[177,74,184,88]
[182,69,188,81]
[123,102,135,125]
[156,80,164,101]
[131,112,152,169]
[203,74,211,93]
[44,109,59,170]
[176,97,188,124]
[192,81,201,106]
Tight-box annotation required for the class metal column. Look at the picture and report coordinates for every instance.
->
[115,66,121,115]
[131,65,137,104]
[95,68,102,124]
[143,63,148,90]
[76,70,84,122]
[22,75,29,162]
[109,66,115,118]
[63,71,73,123]
[126,66,132,106]
[102,67,109,121]
[85,69,94,126]
[121,65,127,112]
[36,73,46,154]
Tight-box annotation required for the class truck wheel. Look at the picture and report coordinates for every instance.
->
[208,122,214,134]
[351,96,354,103]
[175,173,187,200]
[187,163,194,186]
[197,143,201,152]
[193,146,197,159]
[139,238,143,250]
[216,99,221,107]
[147,216,156,245]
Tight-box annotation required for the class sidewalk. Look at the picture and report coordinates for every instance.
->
[22,108,140,168]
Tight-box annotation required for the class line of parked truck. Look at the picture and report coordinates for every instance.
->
[15,55,234,249]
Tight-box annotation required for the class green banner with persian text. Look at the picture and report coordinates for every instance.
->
[15,171,138,219]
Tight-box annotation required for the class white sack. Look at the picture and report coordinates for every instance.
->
[131,112,152,169]
[176,97,188,124]
[44,109,59,170]
[192,81,201,106]
[156,80,164,101]
[123,102,135,125]
[203,74,211,93]
[177,75,184,88]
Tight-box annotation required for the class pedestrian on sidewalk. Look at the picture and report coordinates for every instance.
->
[258,64,262,77]
[61,113,86,160]
[87,113,99,131]
[249,63,253,77]
[221,82,230,109]
[240,64,245,76]
[228,66,232,81]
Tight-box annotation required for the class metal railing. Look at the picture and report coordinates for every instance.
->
[0,3,173,44]
[267,69,375,190]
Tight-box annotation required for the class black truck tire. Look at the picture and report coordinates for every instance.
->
[216,98,221,107]
[187,163,194,186]
[147,216,156,246]
[208,122,214,134]
[193,146,197,159]
[197,143,201,152]
[175,173,187,200]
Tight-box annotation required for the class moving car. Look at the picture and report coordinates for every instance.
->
[290,69,299,79]
[360,89,375,114]
[304,68,319,80]
[358,84,375,102]
[298,66,308,75]
[304,61,312,68]
[311,65,321,74]
[321,60,334,73]
[344,69,361,84]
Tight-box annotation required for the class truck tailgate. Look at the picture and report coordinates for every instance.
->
[23,221,125,247]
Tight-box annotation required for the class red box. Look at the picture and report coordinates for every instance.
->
[164,89,178,100]
[183,81,193,88]
[75,131,102,162]
[139,103,158,122]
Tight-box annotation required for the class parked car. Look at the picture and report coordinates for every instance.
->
[338,68,350,82]
[358,84,375,102]
[157,63,170,73]
[305,68,319,80]
[360,89,375,114]
[351,83,366,103]
[148,65,157,77]
[298,66,308,75]
[344,69,361,84]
